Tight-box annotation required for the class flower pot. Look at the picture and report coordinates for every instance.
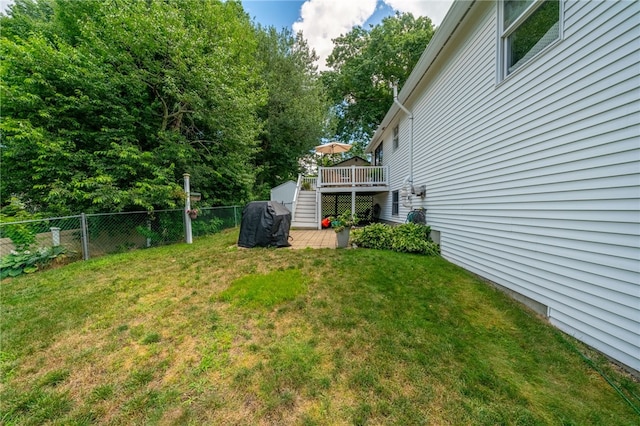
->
[188,211,198,219]
[336,228,350,248]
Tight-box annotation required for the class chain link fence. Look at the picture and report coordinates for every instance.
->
[0,206,241,269]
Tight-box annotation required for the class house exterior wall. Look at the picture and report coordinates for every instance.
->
[376,0,639,372]
[373,116,412,221]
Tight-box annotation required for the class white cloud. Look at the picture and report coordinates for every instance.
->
[294,0,454,71]
[0,0,14,14]
[293,0,377,71]
[383,0,454,26]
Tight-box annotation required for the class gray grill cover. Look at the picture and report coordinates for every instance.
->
[237,201,292,248]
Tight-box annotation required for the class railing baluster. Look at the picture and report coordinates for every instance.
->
[315,166,387,187]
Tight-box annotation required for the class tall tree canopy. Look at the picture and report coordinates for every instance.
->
[323,13,435,145]
[253,27,332,198]
[1,0,264,214]
[1,0,331,215]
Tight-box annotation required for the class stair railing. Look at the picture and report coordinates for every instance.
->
[291,173,303,220]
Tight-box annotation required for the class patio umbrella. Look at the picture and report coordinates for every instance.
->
[314,142,352,155]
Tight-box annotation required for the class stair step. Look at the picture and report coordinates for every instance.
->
[293,189,318,224]
[291,221,318,229]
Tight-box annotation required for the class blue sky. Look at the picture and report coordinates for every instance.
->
[241,1,308,31]
[241,0,454,69]
[241,1,395,32]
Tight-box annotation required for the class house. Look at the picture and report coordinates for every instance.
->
[270,180,297,211]
[290,159,389,228]
[332,156,371,168]
[363,0,639,373]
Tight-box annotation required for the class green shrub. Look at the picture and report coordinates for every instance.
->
[351,223,393,250]
[352,222,440,256]
[0,246,68,279]
[0,222,38,252]
[135,212,183,246]
[0,204,44,251]
[192,216,224,237]
[391,223,439,255]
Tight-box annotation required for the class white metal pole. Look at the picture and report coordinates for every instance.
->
[316,190,321,230]
[352,191,356,218]
[184,173,193,244]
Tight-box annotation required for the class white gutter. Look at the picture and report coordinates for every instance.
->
[393,83,414,209]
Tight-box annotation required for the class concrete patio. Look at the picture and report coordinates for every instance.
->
[288,229,336,249]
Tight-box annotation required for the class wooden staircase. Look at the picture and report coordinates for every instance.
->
[291,190,318,229]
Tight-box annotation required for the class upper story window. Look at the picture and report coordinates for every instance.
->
[374,143,383,166]
[500,0,561,78]
[392,125,399,150]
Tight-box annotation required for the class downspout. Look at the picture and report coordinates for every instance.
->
[393,83,414,209]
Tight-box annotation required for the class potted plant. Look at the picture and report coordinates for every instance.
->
[187,208,199,219]
[331,211,359,248]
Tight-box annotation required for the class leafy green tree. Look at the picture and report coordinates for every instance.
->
[253,27,332,198]
[1,0,263,214]
[0,0,55,41]
[323,12,435,144]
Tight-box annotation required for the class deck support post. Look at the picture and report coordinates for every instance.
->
[352,191,356,218]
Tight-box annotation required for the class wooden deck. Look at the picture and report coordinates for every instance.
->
[301,166,389,192]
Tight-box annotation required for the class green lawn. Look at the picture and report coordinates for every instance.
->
[1,229,638,425]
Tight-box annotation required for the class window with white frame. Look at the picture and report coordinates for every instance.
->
[500,0,560,78]
[392,190,399,216]
[393,125,399,150]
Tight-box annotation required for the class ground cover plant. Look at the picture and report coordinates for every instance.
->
[1,229,638,424]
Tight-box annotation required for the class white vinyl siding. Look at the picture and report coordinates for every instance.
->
[379,120,412,222]
[382,0,640,371]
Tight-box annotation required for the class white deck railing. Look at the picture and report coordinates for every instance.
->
[291,173,303,219]
[317,166,388,187]
[301,176,318,190]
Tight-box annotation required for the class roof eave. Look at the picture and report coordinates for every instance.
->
[365,0,476,154]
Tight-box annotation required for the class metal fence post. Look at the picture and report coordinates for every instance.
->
[81,213,90,260]
[184,173,193,244]
[146,215,152,248]
[234,206,238,227]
